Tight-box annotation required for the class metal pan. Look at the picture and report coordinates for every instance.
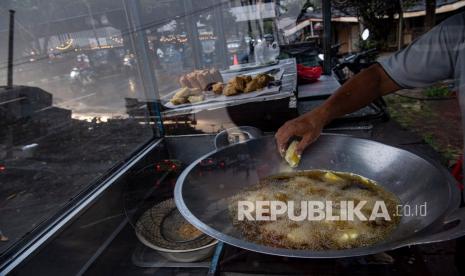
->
[174,127,465,258]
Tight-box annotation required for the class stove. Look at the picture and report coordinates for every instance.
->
[8,123,465,276]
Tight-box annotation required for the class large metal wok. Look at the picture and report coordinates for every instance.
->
[174,127,465,258]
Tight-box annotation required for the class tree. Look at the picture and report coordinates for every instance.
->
[333,0,419,48]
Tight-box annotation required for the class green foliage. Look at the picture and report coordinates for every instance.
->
[423,132,436,148]
[424,86,451,98]
[264,20,274,35]
[356,38,378,61]
[386,92,462,164]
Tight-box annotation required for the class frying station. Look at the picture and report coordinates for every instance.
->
[1,1,465,276]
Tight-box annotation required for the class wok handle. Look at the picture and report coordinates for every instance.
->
[214,126,263,150]
[407,207,465,245]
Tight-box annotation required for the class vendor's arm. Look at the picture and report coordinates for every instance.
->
[276,12,463,155]
[275,64,400,155]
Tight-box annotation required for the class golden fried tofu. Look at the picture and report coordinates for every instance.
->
[223,83,239,96]
[173,87,190,99]
[212,82,224,94]
[228,76,247,92]
[284,140,301,168]
[242,75,252,83]
[170,97,188,105]
[255,73,274,88]
[244,78,260,93]
[187,95,204,103]
[189,87,202,96]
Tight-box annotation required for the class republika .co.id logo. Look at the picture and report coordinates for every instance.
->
[236,200,427,221]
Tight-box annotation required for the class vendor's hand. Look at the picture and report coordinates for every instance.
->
[275,109,328,156]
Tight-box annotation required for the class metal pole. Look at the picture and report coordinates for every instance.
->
[271,0,281,44]
[397,0,404,50]
[7,10,15,89]
[123,0,164,136]
[183,0,203,69]
[310,21,314,37]
[213,3,229,69]
[322,0,332,75]
[84,0,101,48]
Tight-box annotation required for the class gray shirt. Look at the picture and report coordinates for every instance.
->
[379,12,465,130]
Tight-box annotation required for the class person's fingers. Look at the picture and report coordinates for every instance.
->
[275,124,293,153]
[275,131,289,154]
[296,132,318,155]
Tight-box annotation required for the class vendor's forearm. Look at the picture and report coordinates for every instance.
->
[313,64,400,124]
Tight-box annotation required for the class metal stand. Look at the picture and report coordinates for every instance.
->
[322,1,332,75]
[122,0,164,136]
[183,0,203,69]
[7,10,15,89]
[212,3,229,69]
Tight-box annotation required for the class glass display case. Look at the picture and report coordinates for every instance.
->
[0,0,304,274]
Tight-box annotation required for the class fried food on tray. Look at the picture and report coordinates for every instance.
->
[228,76,247,92]
[187,95,204,103]
[222,73,275,96]
[178,69,223,91]
[189,87,202,96]
[186,72,202,90]
[244,78,260,93]
[204,70,216,84]
[223,83,239,96]
[255,73,274,87]
[212,82,224,94]
[170,87,205,105]
[243,75,253,83]
[173,70,276,103]
[179,75,191,88]
[209,68,223,83]
[173,87,190,99]
[170,97,188,105]
[196,71,209,90]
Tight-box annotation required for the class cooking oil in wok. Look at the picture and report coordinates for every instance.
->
[229,170,400,250]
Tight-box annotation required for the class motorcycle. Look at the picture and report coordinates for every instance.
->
[69,67,96,94]
[123,54,137,76]
[331,47,378,84]
[317,29,375,84]
[321,29,389,121]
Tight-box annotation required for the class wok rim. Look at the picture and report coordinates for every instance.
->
[174,134,460,258]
